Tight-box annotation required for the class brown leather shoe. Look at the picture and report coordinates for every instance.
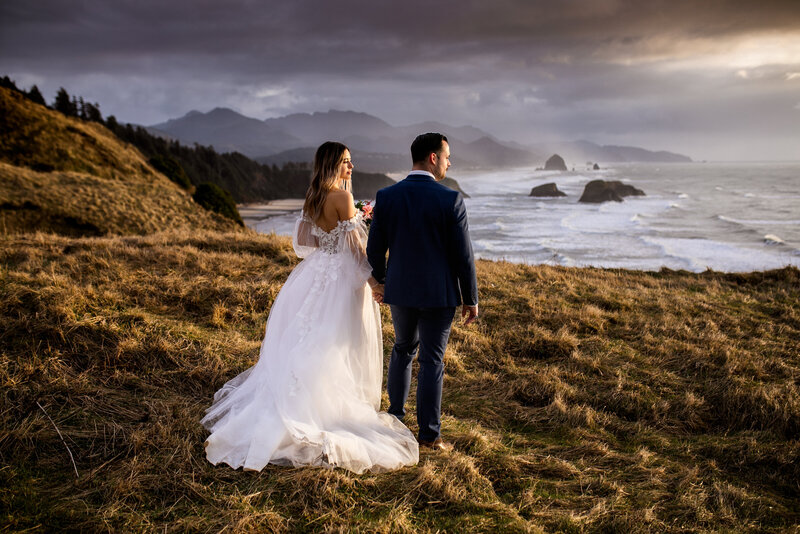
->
[418,438,453,451]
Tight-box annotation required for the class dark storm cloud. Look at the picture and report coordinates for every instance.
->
[2,0,799,159]
[4,0,798,70]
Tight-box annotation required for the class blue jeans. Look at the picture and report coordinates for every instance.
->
[387,305,456,442]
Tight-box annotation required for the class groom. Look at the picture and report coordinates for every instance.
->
[367,132,478,451]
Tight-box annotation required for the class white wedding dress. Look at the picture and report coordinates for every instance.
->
[201,212,418,474]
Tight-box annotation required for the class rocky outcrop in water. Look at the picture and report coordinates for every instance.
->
[441,176,469,198]
[544,154,567,171]
[529,183,566,197]
[579,180,645,203]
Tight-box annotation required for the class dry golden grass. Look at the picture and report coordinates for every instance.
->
[0,163,234,236]
[0,87,236,236]
[0,87,158,181]
[1,230,798,532]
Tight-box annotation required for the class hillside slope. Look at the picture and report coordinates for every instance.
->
[0,87,236,235]
[1,230,798,532]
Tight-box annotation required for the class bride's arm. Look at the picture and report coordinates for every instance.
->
[331,192,375,286]
[334,190,366,258]
[292,213,318,258]
[342,226,373,286]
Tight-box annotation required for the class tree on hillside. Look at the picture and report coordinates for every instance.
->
[133,126,158,155]
[84,101,103,123]
[149,154,192,189]
[0,76,49,108]
[54,88,76,116]
[0,76,20,92]
[26,85,46,107]
[283,161,310,171]
[193,182,244,226]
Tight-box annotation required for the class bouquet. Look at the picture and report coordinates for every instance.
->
[355,200,374,227]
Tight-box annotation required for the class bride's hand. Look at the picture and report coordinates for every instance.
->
[368,278,385,304]
[372,290,384,304]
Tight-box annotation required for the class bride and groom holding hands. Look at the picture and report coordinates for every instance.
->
[201,133,478,474]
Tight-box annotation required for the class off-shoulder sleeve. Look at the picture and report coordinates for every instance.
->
[336,213,372,284]
[292,214,318,258]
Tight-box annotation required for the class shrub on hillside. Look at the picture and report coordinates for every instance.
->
[149,154,192,189]
[192,182,243,226]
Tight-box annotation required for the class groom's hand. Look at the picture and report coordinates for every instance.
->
[462,304,478,325]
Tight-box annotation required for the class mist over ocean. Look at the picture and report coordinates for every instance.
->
[251,162,800,273]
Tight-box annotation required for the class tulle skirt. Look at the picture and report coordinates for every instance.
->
[201,250,419,473]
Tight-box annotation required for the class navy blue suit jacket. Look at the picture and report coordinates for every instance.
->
[367,173,478,308]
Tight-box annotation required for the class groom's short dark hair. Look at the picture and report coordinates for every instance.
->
[411,133,448,164]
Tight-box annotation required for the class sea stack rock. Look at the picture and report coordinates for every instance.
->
[544,154,568,171]
[530,183,566,197]
[579,180,645,203]
[610,181,646,198]
[441,177,469,198]
[593,163,600,170]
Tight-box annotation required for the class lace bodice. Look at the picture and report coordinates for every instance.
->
[287,211,373,343]
[310,213,363,254]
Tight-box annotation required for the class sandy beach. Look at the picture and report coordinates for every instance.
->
[238,199,304,234]
[238,199,304,218]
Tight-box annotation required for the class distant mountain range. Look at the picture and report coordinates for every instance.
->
[149,109,692,173]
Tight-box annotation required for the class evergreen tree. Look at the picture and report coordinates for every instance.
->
[193,182,244,225]
[0,76,20,92]
[26,85,46,107]
[84,102,103,123]
[105,115,119,132]
[149,154,192,189]
[54,87,72,115]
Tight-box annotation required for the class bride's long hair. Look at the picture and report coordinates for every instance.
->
[303,141,349,221]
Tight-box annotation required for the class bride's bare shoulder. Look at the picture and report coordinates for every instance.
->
[326,189,356,220]
[327,188,353,202]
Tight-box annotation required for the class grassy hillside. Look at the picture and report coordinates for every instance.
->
[0,87,236,235]
[1,230,798,532]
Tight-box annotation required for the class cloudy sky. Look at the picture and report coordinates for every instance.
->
[2,0,799,161]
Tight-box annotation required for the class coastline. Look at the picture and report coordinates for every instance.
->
[456,161,800,273]
[239,198,304,234]
[238,160,800,274]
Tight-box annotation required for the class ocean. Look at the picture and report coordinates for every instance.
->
[248,162,800,273]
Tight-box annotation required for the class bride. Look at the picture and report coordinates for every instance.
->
[201,141,419,474]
